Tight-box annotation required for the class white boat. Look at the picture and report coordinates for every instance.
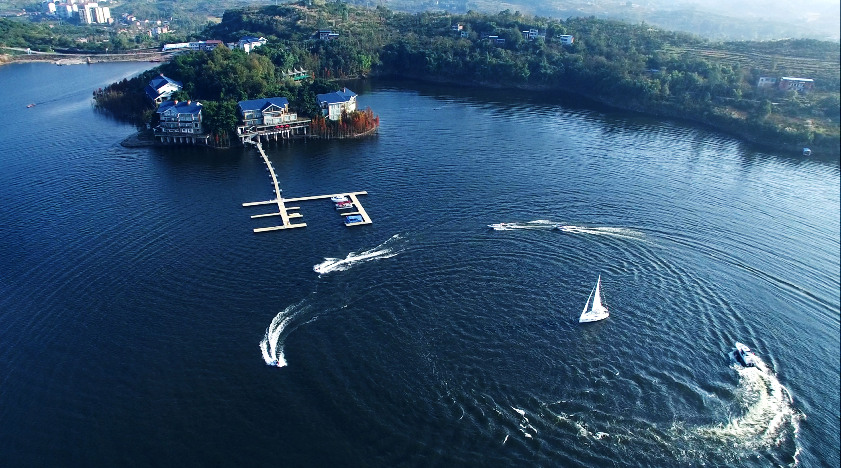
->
[733,342,759,367]
[579,275,609,323]
[331,195,349,203]
[335,201,354,210]
[488,222,518,230]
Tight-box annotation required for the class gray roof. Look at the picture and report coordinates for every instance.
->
[157,100,203,115]
[146,74,182,100]
[316,88,356,105]
[237,97,290,113]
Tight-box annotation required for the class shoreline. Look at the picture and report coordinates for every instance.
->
[375,73,839,157]
[1,52,169,68]
[121,125,379,149]
[7,54,832,156]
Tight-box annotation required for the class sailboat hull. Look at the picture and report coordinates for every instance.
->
[579,311,609,323]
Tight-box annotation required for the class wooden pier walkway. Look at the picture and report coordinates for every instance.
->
[242,137,371,232]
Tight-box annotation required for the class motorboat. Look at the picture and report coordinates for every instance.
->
[488,223,517,230]
[331,195,349,203]
[345,214,364,225]
[733,342,759,367]
[335,201,354,210]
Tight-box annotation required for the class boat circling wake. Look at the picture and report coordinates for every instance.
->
[259,301,309,368]
[695,354,801,449]
[314,234,405,275]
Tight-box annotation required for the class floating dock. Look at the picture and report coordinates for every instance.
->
[242,139,371,233]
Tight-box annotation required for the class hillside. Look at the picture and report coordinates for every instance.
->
[197,2,838,154]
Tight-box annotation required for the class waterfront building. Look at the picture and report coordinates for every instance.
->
[145,74,182,104]
[237,97,295,127]
[235,97,311,143]
[154,100,208,144]
[316,88,357,121]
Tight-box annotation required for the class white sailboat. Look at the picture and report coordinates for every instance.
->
[579,275,610,323]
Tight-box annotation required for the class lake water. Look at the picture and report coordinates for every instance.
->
[0,62,838,467]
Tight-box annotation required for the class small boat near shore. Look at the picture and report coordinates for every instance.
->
[331,195,349,203]
[335,201,354,210]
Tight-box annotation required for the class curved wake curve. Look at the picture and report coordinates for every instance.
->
[314,233,405,275]
[259,301,309,368]
[261,235,406,368]
[693,353,802,451]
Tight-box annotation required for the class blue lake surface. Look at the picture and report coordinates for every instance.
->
[0,62,838,467]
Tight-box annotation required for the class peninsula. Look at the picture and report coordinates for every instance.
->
[89,2,837,155]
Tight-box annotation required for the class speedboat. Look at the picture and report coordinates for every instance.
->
[335,201,354,210]
[331,195,349,203]
[734,342,759,367]
[488,223,517,230]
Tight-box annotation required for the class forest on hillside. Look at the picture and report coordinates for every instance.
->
[94,1,839,153]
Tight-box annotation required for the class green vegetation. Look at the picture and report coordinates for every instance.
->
[93,2,839,153]
[94,44,378,143]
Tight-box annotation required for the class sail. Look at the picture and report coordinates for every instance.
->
[592,275,605,313]
[581,286,594,316]
[579,275,609,323]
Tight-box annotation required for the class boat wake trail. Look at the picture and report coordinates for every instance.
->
[488,220,644,240]
[555,225,645,240]
[259,300,310,368]
[512,407,538,439]
[665,353,803,464]
[488,220,559,231]
[314,234,405,275]
[694,357,802,452]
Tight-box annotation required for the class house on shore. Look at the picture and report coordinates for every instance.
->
[559,34,574,45]
[145,74,182,104]
[153,100,209,145]
[236,97,311,143]
[316,88,357,121]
